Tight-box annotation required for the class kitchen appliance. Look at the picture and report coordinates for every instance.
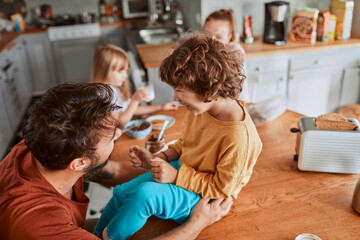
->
[263,1,290,45]
[291,117,360,174]
[77,12,96,24]
[122,0,149,19]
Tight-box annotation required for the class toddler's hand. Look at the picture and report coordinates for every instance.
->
[162,102,178,111]
[150,158,178,184]
[133,88,151,102]
[129,145,153,169]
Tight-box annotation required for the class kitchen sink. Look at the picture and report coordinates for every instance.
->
[138,26,179,44]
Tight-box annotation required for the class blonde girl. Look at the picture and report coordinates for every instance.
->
[92,44,178,128]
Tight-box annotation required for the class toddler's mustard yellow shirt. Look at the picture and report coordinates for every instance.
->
[169,100,263,198]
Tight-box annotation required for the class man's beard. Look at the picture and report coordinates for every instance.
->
[85,159,109,173]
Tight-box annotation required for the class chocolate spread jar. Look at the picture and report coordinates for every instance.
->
[145,134,165,154]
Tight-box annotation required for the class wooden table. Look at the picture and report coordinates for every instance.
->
[110,107,360,240]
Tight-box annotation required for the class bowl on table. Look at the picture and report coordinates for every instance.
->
[124,120,152,139]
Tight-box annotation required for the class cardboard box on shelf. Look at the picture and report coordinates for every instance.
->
[289,8,319,45]
[351,0,360,37]
[331,0,354,40]
[327,15,337,42]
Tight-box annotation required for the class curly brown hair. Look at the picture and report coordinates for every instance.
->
[159,34,245,102]
[22,83,120,171]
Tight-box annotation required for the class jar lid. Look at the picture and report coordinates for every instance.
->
[295,233,322,240]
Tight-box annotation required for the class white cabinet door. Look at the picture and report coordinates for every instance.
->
[247,72,287,103]
[0,51,23,132]
[52,38,102,84]
[0,51,13,159]
[246,55,289,103]
[147,67,174,105]
[288,65,342,116]
[102,26,127,49]
[23,33,58,93]
[11,38,33,114]
[0,94,12,159]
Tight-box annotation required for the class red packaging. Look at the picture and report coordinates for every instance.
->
[241,16,254,44]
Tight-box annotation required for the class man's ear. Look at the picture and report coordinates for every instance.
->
[69,157,91,171]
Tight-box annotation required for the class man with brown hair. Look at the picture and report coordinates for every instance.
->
[0,82,232,240]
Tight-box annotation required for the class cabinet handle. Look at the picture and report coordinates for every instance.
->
[255,67,260,71]
[314,60,319,65]
[289,76,293,80]
[2,62,13,72]
[279,77,284,81]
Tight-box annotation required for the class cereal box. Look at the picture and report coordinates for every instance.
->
[290,8,319,45]
[331,0,354,40]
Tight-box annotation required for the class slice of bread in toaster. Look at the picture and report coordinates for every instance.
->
[339,104,360,122]
[317,112,347,121]
[316,112,357,130]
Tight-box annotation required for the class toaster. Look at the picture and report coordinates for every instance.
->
[292,117,360,174]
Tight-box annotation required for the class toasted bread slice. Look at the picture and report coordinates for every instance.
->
[339,104,360,122]
[316,112,357,130]
[315,119,357,130]
[317,112,347,122]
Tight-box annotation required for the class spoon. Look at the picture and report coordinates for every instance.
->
[157,120,170,141]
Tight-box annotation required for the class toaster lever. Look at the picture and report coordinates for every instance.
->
[290,128,300,133]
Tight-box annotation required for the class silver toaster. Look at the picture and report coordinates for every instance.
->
[292,117,360,174]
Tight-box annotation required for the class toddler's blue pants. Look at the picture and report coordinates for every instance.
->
[93,160,201,240]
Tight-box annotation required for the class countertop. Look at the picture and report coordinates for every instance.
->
[136,36,360,69]
[109,107,360,240]
[0,18,146,53]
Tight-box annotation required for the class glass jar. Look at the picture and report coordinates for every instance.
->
[145,134,165,154]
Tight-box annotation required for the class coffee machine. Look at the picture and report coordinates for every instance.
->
[263,1,290,45]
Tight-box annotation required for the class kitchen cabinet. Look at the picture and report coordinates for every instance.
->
[0,39,33,158]
[245,55,288,103]
[339,47,360,107]
[287,50,343,116]
[102,25,127,50]
[51,37,102,84]
[0,90,12,159]
[147,67,174,105]
[0,50,13,159]
[12,37,33,111]
[23,33,58,94]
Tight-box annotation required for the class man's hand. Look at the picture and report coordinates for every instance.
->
[188,198,233,229]
[129,145,153,169]
[150,158,178,183]
[151,197,233,240]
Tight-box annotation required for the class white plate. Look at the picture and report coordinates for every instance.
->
[146,115,175,130]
